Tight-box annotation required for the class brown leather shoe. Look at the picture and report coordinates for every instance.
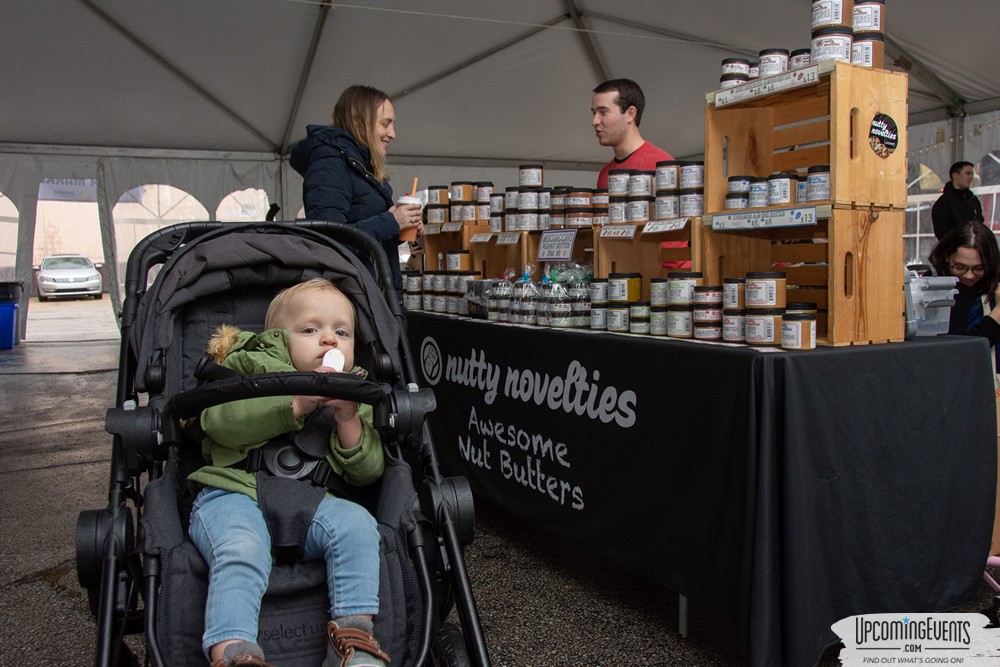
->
[325,621,391,667]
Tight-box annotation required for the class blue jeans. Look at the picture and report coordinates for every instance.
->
[188,487,381,654]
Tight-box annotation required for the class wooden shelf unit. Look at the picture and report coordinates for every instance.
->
[593,220,703,301]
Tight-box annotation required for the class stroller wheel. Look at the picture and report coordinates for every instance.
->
[430,621,471,667]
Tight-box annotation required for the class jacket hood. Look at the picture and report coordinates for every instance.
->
[289,125,369,176]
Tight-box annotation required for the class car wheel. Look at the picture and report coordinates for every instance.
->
[94,293,104,300]
[38,295,48,302]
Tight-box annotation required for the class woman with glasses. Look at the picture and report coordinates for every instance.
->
[928,222,1000,345]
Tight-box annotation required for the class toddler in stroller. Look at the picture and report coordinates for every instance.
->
[190,278,390,667]
[75,221,488,667]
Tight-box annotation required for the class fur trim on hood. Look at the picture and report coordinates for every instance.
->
[206,324,242,363]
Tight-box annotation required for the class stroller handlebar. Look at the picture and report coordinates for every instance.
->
[165,372,389,421]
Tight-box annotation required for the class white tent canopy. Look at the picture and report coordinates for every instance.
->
[2,0,1000,313]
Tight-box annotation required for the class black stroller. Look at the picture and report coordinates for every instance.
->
[75,220,490,667]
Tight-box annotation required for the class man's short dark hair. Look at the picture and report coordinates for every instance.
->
[949,161,974,177]
[593,78,646,126]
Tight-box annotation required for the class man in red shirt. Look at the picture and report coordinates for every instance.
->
[591,78,674,189]
[592,79,688,266]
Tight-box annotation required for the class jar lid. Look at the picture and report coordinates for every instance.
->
[629,170,655,177]
[812,26,854,37]
[726,193,749,200]
[783,312,816,321]
[676,188,705,195]
[451,199,474,204]
[748,176,769,183]
[746,308,785,316]
[759,48,790,56]
[723,308,746,315]
[791,48,812,56]
[505,186,519,191]
[655,160,682,167]
[630,300,651,307]
[447,250,470,255]
[626,196,655,202]
[650,277,669,283]
[769,172,793,179]
[450,180,474,185]
[519,164,544,169]
[426,204,448,209]
[808,164,831,173]
[594,188,608,194]
[695,285,723,292]
[609,272,642,278]
[786,301,818,310]
[428,184,449,189]
[856,0,884,4]
[728,175,751,182]
[721,57,751,65]
[590,277,608,283]
[655,190,679,197]
[474,181,493,186]
[854,31,885,41]
[568,188,595,194]
[667,271,704,278]
[721,73,750,82]
[563,207,594,214]
[746,271,787,279]
[666,304,694,311]
[608,169,634,175]
[724,277,746,284]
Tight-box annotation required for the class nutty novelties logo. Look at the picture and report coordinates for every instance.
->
[833,613,1000,665]
[869,113,899,159]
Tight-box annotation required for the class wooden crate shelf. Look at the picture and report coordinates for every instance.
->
[704,61,908,212]
[702,206,904,345]
[423,223,488,272]
[593,219,702,301]
[469,228,594,281]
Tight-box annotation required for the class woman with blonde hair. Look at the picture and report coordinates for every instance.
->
[291,85,421,307]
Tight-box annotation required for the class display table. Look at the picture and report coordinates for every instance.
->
[407,312,997,667]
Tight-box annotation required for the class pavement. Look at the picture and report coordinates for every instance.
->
[0,297,993,666]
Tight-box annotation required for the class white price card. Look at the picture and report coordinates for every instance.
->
[714,65,820,108]
[537,229,578,262]
[599,224,638,239]
[642,219,689,234]
[711,206,819,231]
[470,233,493,243]
[441,222,464,232]
[423,224,442,235]
[496,232,521,245]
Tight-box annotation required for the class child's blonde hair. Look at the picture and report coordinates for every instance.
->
[264,278,354,331]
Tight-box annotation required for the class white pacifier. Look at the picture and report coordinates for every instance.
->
[322,348,345,372]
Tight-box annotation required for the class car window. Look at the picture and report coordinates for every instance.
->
[42,257,93,269]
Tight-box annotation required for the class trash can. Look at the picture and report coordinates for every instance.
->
[0,301,17,350]
[0,281,23,345]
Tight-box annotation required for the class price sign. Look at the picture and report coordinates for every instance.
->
[496,232,521,245]
[711,206,819,231]
[642,219,689,234]
[441,222,464,232]
[423,224,442,235]
[470,233,494,243]
[714,65,820,107]
[537,229,578,262]
[599,224,637,239]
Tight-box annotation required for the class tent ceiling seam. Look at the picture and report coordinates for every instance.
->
[565,1,608,82]
[78,0,279,153]
[390,13,570,102]
[280,0,334,154]
[584,10,758,59]
[884,34,965,113]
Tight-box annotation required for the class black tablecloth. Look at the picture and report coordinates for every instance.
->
[407,313,997,667]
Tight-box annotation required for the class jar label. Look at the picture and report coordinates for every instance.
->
[666,311,693,337]
[609,200,628,224]
[723,315,745,341]
[628,174,653,197]
[655,196,679,220]
[519,168,543,187]
[655,167,678,191]
[679,165,705,189]
[812,0,845,28]
[679,193,704,217]
[746,279,779,306]
[745,316,777,344]
[590,308,607,330]
[768,178,792,205]
[852,5,882,32]
[608,174,629,196]
[806,173,831,201]
[723,283,742,308]
[607,308,629,331]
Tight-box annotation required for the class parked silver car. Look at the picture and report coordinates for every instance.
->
[34,255,103,301]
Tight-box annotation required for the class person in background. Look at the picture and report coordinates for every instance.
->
[932,161,985,240]
[591,78,687,267]
[591,78,674,189]
[291,85,422,308]
[928,222,1000,352]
